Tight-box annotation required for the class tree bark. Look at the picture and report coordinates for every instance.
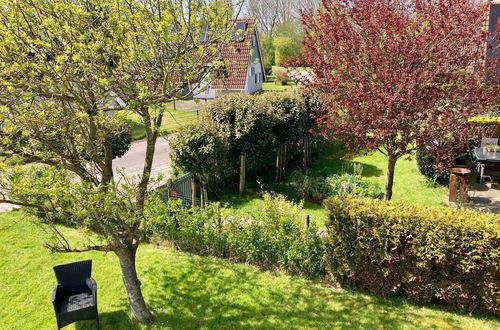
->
[116,246,155,324]
[282,145,287,177]
[384,155,397,200]
[303,135,308,168]
[191,180,197,207]
[239,152,246,196]
[202,179,208,206]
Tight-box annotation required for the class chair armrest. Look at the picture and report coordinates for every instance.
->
[86,277,97,306]
[52,285,61,308]
[86,277,97,293]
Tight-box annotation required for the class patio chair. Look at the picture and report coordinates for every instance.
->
[480,159,500,184]
[481,137,499,147]
[52,259,99,329]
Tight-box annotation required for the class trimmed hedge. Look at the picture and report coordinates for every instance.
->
[170,90,322,184]
[324,196,500,315]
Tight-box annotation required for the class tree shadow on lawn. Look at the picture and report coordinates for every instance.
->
[310,145,383,179]
[144,255,486,330]
[74,310,140,330]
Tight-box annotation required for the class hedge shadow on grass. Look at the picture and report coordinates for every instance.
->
[145,254,484,329]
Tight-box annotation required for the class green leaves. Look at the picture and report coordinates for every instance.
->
[324,196,500,315]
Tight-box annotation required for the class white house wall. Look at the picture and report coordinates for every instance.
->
[244,30,264,94]
[192,79,216,99]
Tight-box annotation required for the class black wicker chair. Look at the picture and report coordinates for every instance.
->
[52,259,99,329]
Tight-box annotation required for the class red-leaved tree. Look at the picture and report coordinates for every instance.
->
[300,0,500,200]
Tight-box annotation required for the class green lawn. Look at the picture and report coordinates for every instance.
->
[262,81,295,91]
[121,109,198,141]
[1,211,498,329]
[217,146,448,228]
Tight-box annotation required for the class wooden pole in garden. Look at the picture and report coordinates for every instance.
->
[283,145,287,177]
[191,180,197,207]
[239,152,246,195]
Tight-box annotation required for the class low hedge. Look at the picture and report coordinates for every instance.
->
[324,196,500,315]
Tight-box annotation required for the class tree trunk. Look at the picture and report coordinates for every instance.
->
[116,247,155,324]
[202,179,208,206]
[307,134,312,166]
[191,180,197,207]
[384,156,397,200]
[282,145,287,177]
[303,135,308,168]
[239,152,246,196]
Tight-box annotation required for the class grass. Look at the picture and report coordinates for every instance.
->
[1,210,498,329]
[216,146,448,228]
[262,75,296,91]
[121,109,198,141]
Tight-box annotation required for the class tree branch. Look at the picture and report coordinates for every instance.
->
[46,243,114,253]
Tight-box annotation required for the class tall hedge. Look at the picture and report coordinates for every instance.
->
[170,90,321,185]
[324,196,500,315]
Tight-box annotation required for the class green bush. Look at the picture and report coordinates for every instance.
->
[291,170,383,201]
[274,71,291,85]
[324,196,500,315]
[152,193,324,277]
[416,150,450,183]
[170,90,319,185]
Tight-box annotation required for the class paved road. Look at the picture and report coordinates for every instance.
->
[0,136,172,213]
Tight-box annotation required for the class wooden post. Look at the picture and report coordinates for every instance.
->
[203,180,209,206]
[173,99,176,111]
[239,152,246,195]
[305,215,310,229]
[276,146,281,181]
[308,135,312,166]
[200,181,204,207]
[303,135,308,168]
[191,180,197,207]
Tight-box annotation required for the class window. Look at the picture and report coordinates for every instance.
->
[250,67,255,76]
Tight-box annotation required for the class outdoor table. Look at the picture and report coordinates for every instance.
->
[474,147,500,183]
[474,147,500,162]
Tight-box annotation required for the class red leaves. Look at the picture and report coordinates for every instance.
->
[301,0,500,164]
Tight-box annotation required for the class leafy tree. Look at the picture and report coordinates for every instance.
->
[273,21,304,66]
[0,0,235,324]
[260,33,275,75]
[301,0,500,200]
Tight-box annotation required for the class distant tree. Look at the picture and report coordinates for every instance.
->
[260,34,276,75]
[0,0,235,324]
[301,0,500,200]
[272,21,304,66]
[246,0,317,35]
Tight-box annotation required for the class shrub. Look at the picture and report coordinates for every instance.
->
[290,170,383,201]
[152,193,324,277]
[170,90,318,186]
[416,150,450,183]
[324,196,500,315]
[274,70,291,85]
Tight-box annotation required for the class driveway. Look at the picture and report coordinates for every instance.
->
[0,136,172,213]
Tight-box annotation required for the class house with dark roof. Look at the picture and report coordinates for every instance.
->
[193,18,265,99]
